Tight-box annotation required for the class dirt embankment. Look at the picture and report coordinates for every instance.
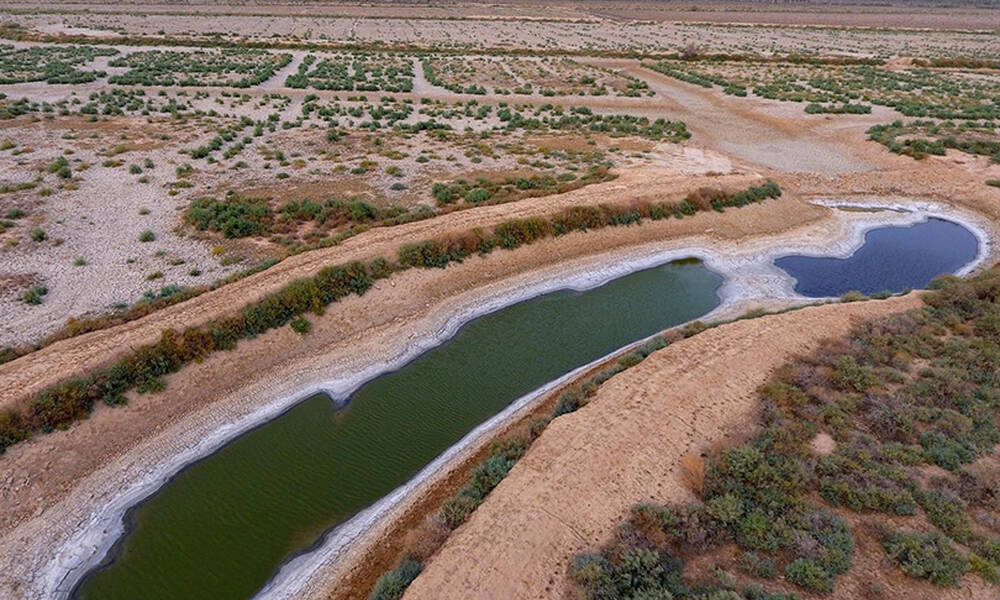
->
[401,295,927,600]
[0,177,811,536]
[2,171,849,598]
[0,168,762,410]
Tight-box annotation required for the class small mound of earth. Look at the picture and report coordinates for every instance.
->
[810,432,836,456]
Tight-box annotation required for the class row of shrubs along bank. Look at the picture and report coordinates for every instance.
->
[0,166,616,367]
[0,181,781,454]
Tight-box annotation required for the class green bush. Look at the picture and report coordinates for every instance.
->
[139,230,155,242]
[185,196,271,238]
[22,284,48,305]
[464,187,491,203]
[439,437,527,529]
[0,409,29,452]
[369,557,422,600]
[784,558,833,592]
[883,531,967,586]
[290,317,311,335]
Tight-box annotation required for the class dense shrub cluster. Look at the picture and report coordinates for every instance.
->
[439,437,528,528]
[431,166,614,206]
[868,119,1000,162]
[402,182,780,269]
[883,531,967,587]
[369,558,423,600]
[498,106,690,142]
[647,58,1000,120]
[288,53,413,92]
[0,43,115,84]
[804,102,871,115]
[2,181,780,454]
[108,48,292,87]
[185,195,272,238]
[572,270,1000,598]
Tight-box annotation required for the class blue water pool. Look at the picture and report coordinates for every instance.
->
[774,217,979,297]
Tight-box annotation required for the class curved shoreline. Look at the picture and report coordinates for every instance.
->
[265,198,996,600]
[27,197,997,600]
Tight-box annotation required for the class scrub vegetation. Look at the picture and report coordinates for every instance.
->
[0,181,779,454]
[569,270,1000,599]
[108,48,292,87]
[868,120,1000,162]
[286,52,414,92]
[430,166,614,207]
[646,56,1000,119]
[422,56,651,97]
[0,43,115,84]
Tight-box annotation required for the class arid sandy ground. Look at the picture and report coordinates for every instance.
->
[1,3,1000,599]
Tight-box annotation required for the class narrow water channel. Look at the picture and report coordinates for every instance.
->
[774,217,979,297]
[75,259,723,600]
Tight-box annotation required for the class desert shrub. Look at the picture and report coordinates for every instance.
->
[369,557,422,600]
[290,317,312,334]
[738,551,776,579]
[0,409,29,452]
[397,239,468,269]
[21,284,48,305]
[28,377,96,431]
[784,558,833,592]
[970,553,1000,583]
[439,436,527,529]
[491,217,552,250]
[464,187,491,203]
[186,196,271,238]
[432,182,455,204]
[138,230,155,242]
[369,256,394,279]
[553,386,584,417]
[883,531,967,586]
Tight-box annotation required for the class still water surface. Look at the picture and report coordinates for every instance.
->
[76,259,723,600]
[774,217,978,297]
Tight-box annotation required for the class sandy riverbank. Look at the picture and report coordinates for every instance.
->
[0,190,992,599]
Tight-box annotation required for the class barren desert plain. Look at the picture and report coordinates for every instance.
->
[1,1,1000,599]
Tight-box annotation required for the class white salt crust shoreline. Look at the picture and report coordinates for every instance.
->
[10,196,993,600]
[269,198,994,600]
